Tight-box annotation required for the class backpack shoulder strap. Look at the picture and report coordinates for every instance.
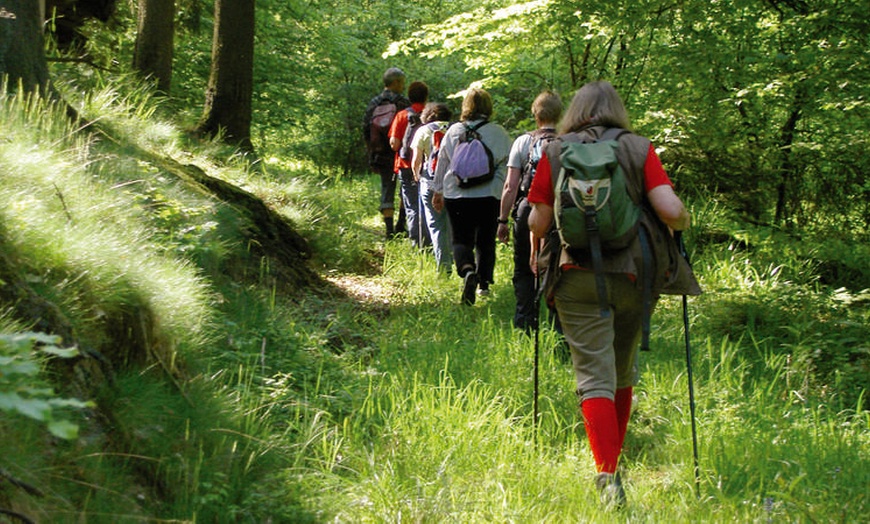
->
[467,120,489,133]
[531,127,557,140]
[599,127,628,142]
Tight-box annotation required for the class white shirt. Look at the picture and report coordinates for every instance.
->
[411,121,449,178]
[507,132,534,170]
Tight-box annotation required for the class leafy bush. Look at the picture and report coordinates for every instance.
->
[0,332,91,439]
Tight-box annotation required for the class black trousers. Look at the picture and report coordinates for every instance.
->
[444,196,499,285]
[513,198,564,335]
[512,199,536,329]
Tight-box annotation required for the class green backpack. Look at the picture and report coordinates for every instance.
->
[554,127,645,321]
[554,127,639,251]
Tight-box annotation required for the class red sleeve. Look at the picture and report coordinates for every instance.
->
[644,143,673,191]
[530,144,671,205]
[527,152,555,206]
[389,110,408,140]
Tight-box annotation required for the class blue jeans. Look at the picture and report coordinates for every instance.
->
[420,177,452,270]
[398,168,426,246]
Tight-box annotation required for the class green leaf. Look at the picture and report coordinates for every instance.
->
[48,397,94,409]
[13,397,52,421]
[0,392,51,421]
[47,419,80,440]
[39,345,80,359]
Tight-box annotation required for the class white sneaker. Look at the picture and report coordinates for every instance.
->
[477,288,490,297]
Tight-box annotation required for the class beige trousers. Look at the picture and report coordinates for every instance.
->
[553,269,655,401]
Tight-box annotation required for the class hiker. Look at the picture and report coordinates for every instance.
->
[362,67,410,239]
[412,102,454,272]
[432,88,512,305]
[389,81,429,247]
[498,90,563,332]
[527,81,700,507]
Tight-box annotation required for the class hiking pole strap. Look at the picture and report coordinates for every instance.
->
[639,226,653,351]
[585,206,611,318]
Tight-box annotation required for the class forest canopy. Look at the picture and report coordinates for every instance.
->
[31,0,866,235]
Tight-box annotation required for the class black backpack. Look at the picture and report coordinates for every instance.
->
[399,107,423,161]
[366,92,406,167]
[519,128,557,198]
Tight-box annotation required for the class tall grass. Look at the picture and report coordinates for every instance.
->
[2,76,867,522]
[272,190,868,521]
[0,81,318,521]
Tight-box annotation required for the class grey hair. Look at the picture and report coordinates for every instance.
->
[559,81,631,134]
[383,67,406,87]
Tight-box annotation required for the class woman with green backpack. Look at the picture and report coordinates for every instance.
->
[527,81,700,508]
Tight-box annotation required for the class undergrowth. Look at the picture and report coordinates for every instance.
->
[1,75,867,522]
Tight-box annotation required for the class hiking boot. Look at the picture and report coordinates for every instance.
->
[462,272,479,306]
[595,472,626,509]
[384,216,394,239]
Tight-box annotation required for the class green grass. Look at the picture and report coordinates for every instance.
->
[1,76,867,522]
[269,224,868,521]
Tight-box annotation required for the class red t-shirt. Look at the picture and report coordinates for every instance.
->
[389,102,426,172]
[527,142,672,207]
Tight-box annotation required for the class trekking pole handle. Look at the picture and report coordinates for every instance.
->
[675,230,690,267]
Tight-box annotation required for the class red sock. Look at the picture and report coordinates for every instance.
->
[615,387,633,452]
[581,397,620,474]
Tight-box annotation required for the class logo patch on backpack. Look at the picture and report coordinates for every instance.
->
[555,129,639,251]
[451,121,495,188]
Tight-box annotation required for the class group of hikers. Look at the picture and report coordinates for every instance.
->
[362,68,701,509]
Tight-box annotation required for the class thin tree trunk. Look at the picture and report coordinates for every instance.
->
[0,0,50,95]
[133,0,175,94]
[774,83,807,227]
[198,0,255,153]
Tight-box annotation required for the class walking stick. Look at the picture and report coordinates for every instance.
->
[676,231,701,499]
[418,178,424,250]
[533,244,541,434]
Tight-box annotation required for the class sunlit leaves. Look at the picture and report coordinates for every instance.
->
[0,332,93,439]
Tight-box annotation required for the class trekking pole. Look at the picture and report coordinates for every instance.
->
[533,244,541,435]
[418,180,424,252]
[676,231,701,499]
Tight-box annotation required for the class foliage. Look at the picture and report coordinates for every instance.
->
[6,0,866,520]
[0,332,90,439]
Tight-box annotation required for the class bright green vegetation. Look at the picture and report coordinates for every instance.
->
[1,77,866,522]
[2,0,869,520]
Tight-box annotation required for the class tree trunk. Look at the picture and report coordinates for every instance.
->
[133,0,175,94]
[198,0,255,152]
[774,83,807,227]
[0,0,50,95]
